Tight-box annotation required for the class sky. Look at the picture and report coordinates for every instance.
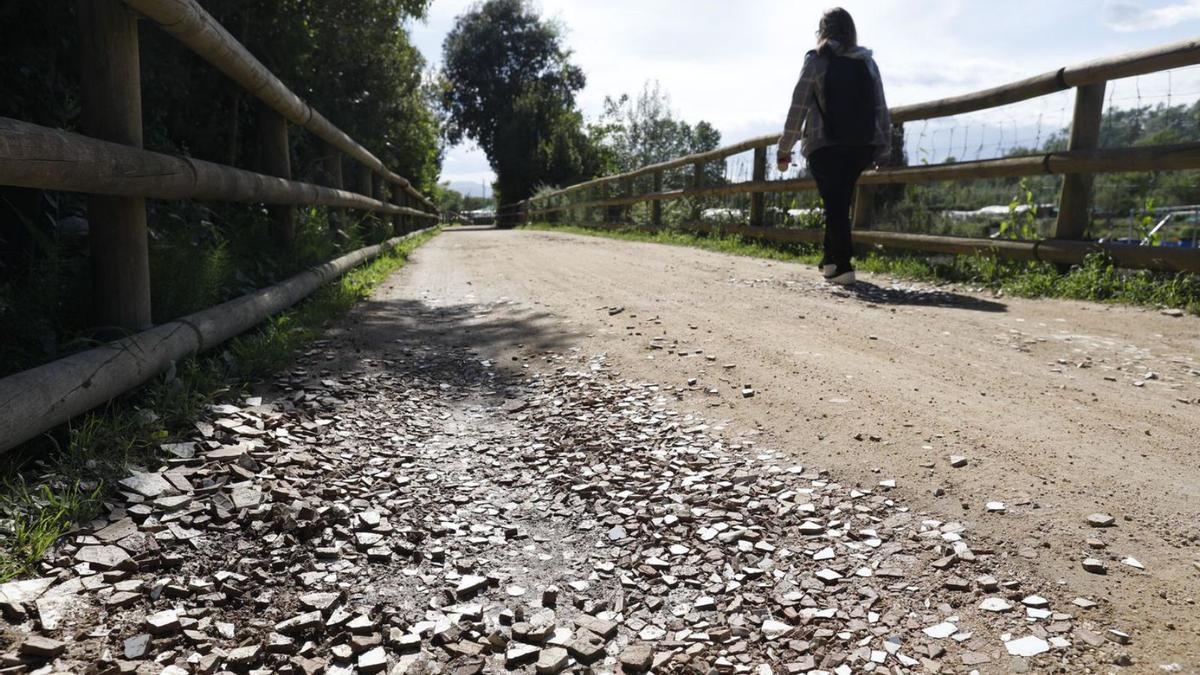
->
[408,0,1200,197]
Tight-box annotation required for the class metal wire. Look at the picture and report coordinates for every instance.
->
[550,64,1200,229]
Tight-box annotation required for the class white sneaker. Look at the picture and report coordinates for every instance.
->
[820,263,836,277]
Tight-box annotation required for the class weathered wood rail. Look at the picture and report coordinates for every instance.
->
[1,0,439,331]
[506,38,1200,273]
[0,0,440,452]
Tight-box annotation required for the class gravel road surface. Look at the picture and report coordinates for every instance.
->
[4,226,1197,673]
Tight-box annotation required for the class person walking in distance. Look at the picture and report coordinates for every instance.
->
[777,7,891,285]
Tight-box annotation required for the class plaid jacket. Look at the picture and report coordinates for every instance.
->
[778,43,891,163]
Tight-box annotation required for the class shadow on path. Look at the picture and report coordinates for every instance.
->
[834,281,1008,313]
[315,294,580,389]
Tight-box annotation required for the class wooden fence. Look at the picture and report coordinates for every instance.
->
[0,0,439,332]
[0,0,440,453]
[506,38,1200,274]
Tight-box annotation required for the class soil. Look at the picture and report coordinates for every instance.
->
[7,225,1198,674]
[372,226,1200,668]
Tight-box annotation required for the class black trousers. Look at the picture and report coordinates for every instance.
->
[808,145,875,266]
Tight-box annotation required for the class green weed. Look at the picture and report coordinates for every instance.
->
[0,481,102,581]
[996,179,1040,241]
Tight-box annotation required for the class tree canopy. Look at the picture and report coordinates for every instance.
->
[597,82,722,175]
[144,0,442,190]
[0,0,442,190]
[441,0,601,210]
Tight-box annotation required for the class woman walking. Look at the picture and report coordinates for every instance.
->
[777,8,891,285]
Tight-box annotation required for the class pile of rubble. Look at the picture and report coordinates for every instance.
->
[0,342,1129,673]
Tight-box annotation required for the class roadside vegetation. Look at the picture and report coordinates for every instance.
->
[0,229,439,581]
[1,207,410,377]
[2,0,447,378]
[0,0,456,582]
[523,222,1200,315]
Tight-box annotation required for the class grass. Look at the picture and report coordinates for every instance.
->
[524,222,1200,315]
[0,228,439,581]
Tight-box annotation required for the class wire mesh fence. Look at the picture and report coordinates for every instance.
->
[534,61,1200,249]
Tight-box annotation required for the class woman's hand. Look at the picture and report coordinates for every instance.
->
[776,151,793,173]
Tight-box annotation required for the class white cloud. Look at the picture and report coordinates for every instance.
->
[1103,0,1200,31]
[414,0,1200,187]
[437,144,494,191]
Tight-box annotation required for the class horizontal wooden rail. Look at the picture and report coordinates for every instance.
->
[0,117,437,218]
[526,143,1200,215]
[533,37,1200,203]
[121,0,436,212]
[578,222,1200,274]
[893,38,1200,123]
[562,136,776,194]
[0,227,436,454]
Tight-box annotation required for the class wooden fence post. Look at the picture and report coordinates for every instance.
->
[605,183,620,223]
[78,0,151,330]
[383,183,393,233]
[369,174,378,224]
[852,186,875,229]
[621,178,634,224]
[652,170,663,227]
[258,103,295,248]
[1055,83,1107,240]
[358,167,373,201]
[691,162,704,222]
[320,142,343,233]
[750,146,767,227]
[389,185,400,233]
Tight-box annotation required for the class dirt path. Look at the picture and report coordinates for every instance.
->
[4,227,1197,674]
[376,226,1200,668]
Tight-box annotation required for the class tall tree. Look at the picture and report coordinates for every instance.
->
[599,82,722,173]
[441,0,600,216]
